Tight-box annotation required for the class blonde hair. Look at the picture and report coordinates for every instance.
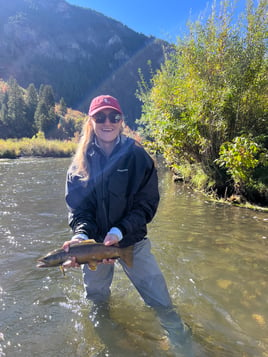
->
[71,119,94,181]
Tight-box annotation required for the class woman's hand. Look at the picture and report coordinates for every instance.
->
[61,239,82,268]
[102,233,119,264]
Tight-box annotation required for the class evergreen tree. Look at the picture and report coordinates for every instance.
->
[25,83,38,136]
[0,102,8,124]
[0,102,8,138]
[39,85,55,108]
[34,85,57,138]
[7,77,27,138]
[59,97,67,116]
[34,100,49,134]
[34,97,57,138]
[0,91,8,138]
[47,105,58,137]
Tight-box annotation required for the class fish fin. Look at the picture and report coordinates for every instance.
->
[78,239,97,245]
[88,261,98,270]
[60,265,66,276]
[88,265,97,271]
[120,245,134,268]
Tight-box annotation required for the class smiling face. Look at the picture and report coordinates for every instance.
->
[91,109,123,155]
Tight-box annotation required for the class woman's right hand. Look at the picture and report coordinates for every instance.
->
[62,239,82,268]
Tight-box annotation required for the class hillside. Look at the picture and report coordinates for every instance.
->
[0,0,169,127]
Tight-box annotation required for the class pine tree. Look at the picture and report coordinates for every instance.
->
[7,77,27,138]
[39,85,55,108]
[0,103,8,139]
[25,83,38,136]
[59,97,67,116]
[34,100,49,134]
[35,85,57,138]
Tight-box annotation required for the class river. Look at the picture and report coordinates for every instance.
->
[0,157,267,357]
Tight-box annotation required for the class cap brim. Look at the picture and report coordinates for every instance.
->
[89,105,122,116]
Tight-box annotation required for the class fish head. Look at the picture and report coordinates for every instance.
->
[36,249,65,268]
[36,258,48,268]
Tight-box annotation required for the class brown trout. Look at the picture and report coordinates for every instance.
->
[36,239,133,271]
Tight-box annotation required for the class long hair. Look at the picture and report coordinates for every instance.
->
[71,118,94,181]
[71,117,125,181]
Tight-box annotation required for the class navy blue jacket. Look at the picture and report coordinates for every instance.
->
[65,135,160,247]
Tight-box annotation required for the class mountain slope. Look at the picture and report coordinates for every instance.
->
[0,0,168,126]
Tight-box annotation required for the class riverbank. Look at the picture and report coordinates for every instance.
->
[208,195,268,213]
[0,137,77,159]
[0,127,140,159]
[1,137,267,212]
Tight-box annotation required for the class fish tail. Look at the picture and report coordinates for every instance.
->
[120,245,133,268]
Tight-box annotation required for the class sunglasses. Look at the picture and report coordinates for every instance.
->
[92,111,122,124]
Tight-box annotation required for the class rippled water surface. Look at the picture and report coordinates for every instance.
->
[0,158,267,356]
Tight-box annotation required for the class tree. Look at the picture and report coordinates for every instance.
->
[59,97,67,116]
[137,0,268,200]
[0,78,74,139]
[25,83,38,136]
[0,103,8,139]
[0,91,9,138]
[7,77,27,138]
[39,85,55,108]
[35,85,57,138]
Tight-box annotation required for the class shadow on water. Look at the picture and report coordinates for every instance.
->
[0,158,267,356]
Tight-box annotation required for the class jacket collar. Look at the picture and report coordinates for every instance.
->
[88,134,126,157]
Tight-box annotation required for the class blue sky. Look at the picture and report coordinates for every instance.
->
[66,0,248,43]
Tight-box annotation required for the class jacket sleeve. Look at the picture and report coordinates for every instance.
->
[65,170,98,238]
[117,147,160,241]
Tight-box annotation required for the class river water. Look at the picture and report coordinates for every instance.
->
[0,157,267,357]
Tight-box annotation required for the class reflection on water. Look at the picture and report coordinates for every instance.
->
[0,158,267,356]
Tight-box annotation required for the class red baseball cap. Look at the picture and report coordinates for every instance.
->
[88,95,123,116]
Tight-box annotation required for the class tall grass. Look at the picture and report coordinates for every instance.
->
[0,126,141,159]
[0,137,77,158]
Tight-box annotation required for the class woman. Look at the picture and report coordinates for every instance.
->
[63,95,192,355]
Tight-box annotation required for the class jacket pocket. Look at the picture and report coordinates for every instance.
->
[108,169,129,197]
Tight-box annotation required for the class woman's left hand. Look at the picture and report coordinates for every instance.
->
[102,233,119,264]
